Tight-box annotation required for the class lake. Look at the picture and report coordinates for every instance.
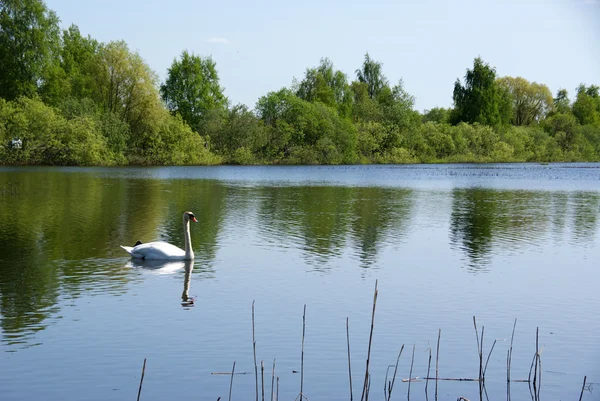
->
[0,164,598,401]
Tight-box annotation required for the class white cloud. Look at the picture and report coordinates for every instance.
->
[206,37,231,45]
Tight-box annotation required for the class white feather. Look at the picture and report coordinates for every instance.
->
[120,211,197,260]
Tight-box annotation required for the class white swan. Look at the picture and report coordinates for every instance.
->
[120,211,198,260]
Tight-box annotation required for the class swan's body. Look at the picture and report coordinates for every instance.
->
[121,241,188,260]
[120,211,198,260]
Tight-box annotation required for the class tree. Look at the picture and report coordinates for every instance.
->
[451,57,512,126]
[355,53,389,99]
[256,88,357,163]
[378,80,418,127]
[295,57,352,117]
[553,89,571,114]
[422,107,451,123]
[204,104,267,162]
[350,81,384,122]
[89,40,165,153]
[160,51,227,133]
[497,76,553,125]
[572,84,600,126]
[543,112,580,151]
[0,0,60,100]
[40,24,99,106]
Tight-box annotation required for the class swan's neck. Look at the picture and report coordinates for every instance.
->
[183,218,194,259]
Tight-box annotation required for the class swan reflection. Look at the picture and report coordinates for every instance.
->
[125,259,196,306]
[180,262,195,307]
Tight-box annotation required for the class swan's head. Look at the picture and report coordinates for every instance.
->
[184,211,198,223]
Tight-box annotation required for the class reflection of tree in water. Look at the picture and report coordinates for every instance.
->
[256,186,413,269]
[449,188,597,272]
[570,192,600,246]
[550,192,569,240]
[256,186,352,269]
[450,188,496,271]
[349,188,413,269]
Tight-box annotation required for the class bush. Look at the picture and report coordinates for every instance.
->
[0,97,113,165]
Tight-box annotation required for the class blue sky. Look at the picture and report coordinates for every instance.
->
[46,0,599,112]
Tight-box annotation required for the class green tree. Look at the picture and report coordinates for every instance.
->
[350,81,384,122]
[0,96,112,165]
[203,104,268,163]
[543,112,580,151]
[295,57,352,117]
[422,107,451,124]
[256,88,357,164]
[572,84,600,126]
[90,41,162,143]
[355,52,389,99]
[451,57,512,126]
[497,76,553,125]
[378,80,419,129]
[160,51,227,132]
[40,24,99,106]
[0,0,60,100]
[553,88,571,114]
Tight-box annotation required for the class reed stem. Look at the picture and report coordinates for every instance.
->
[136,358,146,401]
[360,280,378,401]
[347,317,353,401]
[390,345,404,401]
[228,362,236,401]
[261,360,265,401]
[407,344,416,400]
[300,304,306,400]
[253,301,258,401]
[435,329,440,401]
[579,376,587,401]
[425,346,432,397]
[271,359,276,401]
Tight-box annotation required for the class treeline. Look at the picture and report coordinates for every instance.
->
[1,0,600,165]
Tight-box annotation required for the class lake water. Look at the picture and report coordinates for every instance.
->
[0,164,598,401]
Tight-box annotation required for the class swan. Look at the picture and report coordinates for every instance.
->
[120,211,198,260]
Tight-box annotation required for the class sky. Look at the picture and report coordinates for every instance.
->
[46,0,600,112]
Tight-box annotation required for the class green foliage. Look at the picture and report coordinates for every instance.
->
[553,89,571,114]
[419,122,456,158]
[379,147,418,164]
[350,81,384,122]
[0,0,60,100]
[355,53,389,99]
[572,84,600,126]
[452,57,512,126]
[203,104,267,163]
[422,107,451,124]
[356,121,385,160]
[256,88,357,164]
[497,76,553,125]
[543,112,580,151]
[0,97,112,165]
[160,51,227,132]
[0,2,599,166]
[40,24,99,105]
[91,41,163,139]
[295,58,352,117]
